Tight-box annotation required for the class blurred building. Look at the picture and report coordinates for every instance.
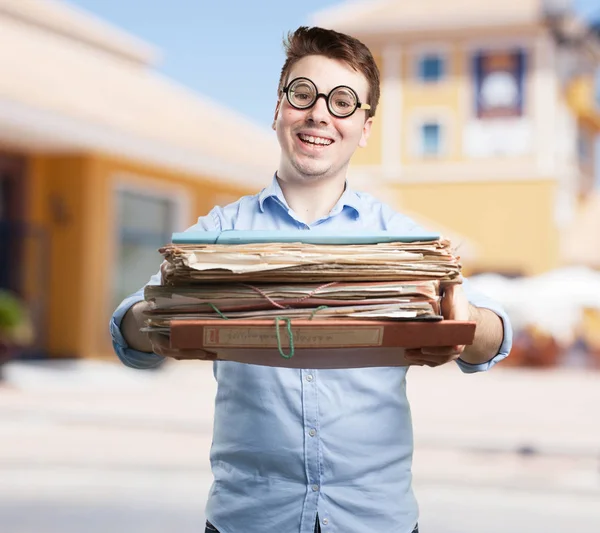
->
[315,0,600,276]
[0,0,278,359]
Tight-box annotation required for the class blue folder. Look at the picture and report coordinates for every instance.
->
[171,230,440,245]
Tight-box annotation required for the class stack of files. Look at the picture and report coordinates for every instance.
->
[159,238,461,284]
[143,231,476,368]
[144,280,443,330]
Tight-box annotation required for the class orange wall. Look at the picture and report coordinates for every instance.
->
[28,155,89,357]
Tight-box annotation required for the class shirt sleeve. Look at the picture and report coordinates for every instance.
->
[456,277,513,374]
[109,214,220,369]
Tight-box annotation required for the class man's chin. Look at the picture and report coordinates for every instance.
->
[295,170,331,182]
[291,161,332,180]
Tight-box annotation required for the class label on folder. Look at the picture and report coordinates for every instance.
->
[203,325,385,348]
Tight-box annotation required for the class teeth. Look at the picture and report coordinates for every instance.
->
[299,134,332,146]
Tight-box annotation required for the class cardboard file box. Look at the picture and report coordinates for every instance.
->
[169,318,476,369]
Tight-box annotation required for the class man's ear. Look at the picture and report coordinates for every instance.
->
[358,117,373,148]
[272,99,282,131]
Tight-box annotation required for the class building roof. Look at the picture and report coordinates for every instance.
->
[0,0,279,188]
[0,0,158,66]
[312,0,567,35]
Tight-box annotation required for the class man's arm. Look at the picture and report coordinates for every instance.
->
[383,211,512,370]
[460,304,504,365]
[109,271,166,369]
[121,301,154,353]
[404,282,512,371]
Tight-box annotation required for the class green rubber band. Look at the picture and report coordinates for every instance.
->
[309,305,329,320]
[199,302,229,320]
[274,316,294,359]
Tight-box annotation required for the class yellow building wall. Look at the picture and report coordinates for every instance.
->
[401,46,464,163]
[27,153,254,359]
[392,180,560,275]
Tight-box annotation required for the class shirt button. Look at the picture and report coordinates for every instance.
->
[312,484,319,492]
[309,429,317,437]
[306,374,314,382]
[322,518,329,525]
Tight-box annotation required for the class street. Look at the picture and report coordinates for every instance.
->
[1,360,599,532]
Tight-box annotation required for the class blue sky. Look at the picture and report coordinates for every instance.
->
[69,0,341,128]
[68,0,600,130]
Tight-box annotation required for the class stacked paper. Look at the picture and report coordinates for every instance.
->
[143,235,462,334]
[159,239,461,283]
[140,232,477,367]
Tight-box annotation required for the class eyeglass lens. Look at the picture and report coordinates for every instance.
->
[288,79,358,117]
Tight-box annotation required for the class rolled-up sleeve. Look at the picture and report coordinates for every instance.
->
[110,272,165,369]
[456,277,513,374]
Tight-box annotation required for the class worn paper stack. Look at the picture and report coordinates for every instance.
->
[140,232,475,368]
[144,234,461,329]
[159,239,461,283]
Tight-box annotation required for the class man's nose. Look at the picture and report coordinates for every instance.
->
[306,94,331,124]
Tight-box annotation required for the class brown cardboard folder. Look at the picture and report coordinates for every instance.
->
[169,319,476,369]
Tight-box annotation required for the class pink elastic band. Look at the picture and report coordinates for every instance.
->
[240,282,338,309]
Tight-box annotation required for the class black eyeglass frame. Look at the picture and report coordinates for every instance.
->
[281,77,371,118]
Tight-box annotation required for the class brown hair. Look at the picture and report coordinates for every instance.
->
[278,26,380,118]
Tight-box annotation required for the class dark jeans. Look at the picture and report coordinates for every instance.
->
[205,519,419,532]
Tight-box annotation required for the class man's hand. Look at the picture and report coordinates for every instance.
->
[404,283,472,367]
[122,261,218,361]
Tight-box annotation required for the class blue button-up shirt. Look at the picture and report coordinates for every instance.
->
[110,176,512,533]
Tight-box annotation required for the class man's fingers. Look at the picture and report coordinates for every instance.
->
[420,345,464,356]
[406,355,456,366]
[166,350,218,361]
[156,347,218,361]
[405,346,464,366]
[404,356,445,367]
[148,332,170,350]
[406,346,463,356]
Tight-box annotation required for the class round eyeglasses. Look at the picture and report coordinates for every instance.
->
[282,77,371,118]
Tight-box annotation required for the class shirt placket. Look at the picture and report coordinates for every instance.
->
[301,369,321,532]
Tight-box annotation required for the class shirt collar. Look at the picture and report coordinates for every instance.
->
[258,174,361,217]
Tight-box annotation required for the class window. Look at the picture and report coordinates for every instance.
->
[418,54,445,83]
[420,122,442,156]
[112,189,177,310]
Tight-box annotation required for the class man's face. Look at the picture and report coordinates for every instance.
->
[274,55,373,184]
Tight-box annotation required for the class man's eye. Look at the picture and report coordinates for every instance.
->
[335,100,351,108]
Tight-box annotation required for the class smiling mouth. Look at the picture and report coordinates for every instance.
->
[297,133,334,146]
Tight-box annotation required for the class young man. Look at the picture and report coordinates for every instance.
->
[111,26,512,533]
